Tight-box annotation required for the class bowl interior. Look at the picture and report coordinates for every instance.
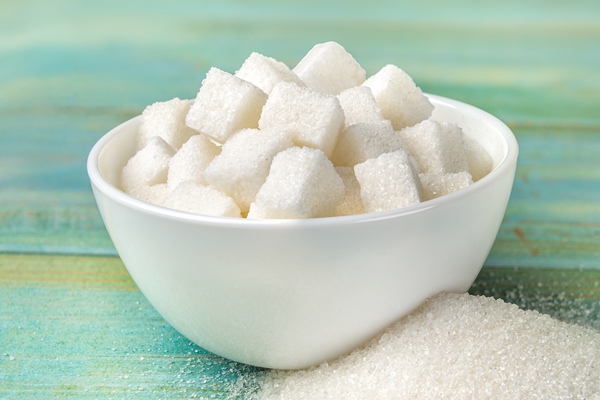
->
[96,117,140,192]
[429,94,509,171]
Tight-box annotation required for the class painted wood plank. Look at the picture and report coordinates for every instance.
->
[2,0,599,266]
[1,1,600,397]
[1,253,598,398]
[0,254,265,398]
[3,116,599,269]
[470,267,600,330]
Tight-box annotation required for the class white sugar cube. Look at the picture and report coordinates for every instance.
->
[463,135,493,182]
[335,167,365,216]
[163,181,241,218]
[293,41,366,95]
[398,120,469,174]
[186,67,268,143]
[258,82,344,157]
[362,64,433,130]
[331,120,405,167]
[235,52,305,95]
[167,134,221,190]
[420,171,473,201]
[128,42,491,220]
[128,183,169,206]
[121,137,175,193]
[354,150,423,212]
[203,128,295,213]
[248,147,344,219]
[138,98,196,150]
[337,86,384,127]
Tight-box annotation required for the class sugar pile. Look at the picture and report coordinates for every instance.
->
[121,41,494,219]
[255,293,600,399]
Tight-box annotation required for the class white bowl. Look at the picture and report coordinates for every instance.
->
[87,94,518,369]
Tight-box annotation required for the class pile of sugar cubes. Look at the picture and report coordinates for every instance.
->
[121,41,492,219]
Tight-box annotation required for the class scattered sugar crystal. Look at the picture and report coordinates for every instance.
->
[330,120,405,167]
[163,181,241,218]
[419,171,473,201]
[121,137,175,193]
[167,134,221,190]
[398,120,469,174]
[257,292,600,400]
[293,41,366,95]
[128,183,169,206]
[186,67,268,143]
[354,150,423,213]
[203,128,295,213]
[462,135,494,182]
[334,167,364,216]
[247,147,344,219]
[337,86,384,126]
[258,82,344,158]
[235,52,305,95]
[362,64,433,130]
[137,98,196,150]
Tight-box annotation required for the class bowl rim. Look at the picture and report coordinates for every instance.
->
[87,94,518,228]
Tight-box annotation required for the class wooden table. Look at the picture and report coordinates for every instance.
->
[1,1,599,397]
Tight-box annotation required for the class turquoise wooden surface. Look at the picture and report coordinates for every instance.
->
[1,0,599,397]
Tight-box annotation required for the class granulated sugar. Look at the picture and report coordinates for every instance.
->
[255,292,600,399]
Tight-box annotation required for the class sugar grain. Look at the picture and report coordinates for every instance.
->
[256,293,600,399]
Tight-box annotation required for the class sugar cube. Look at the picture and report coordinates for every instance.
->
[248,147,344,219]
[354,150,423,212]
[186,67,268,143]
[334,167,365,216]
[398,120,468,174]
[121,136,175,193]
[362,64,433,130]
[330,120,405,167]
[138,98,196,150]
[128,183,169,206]
[235,52,305,95]
[419,171,473,201]
[337,86,384,126]
[293,41,366,95]
[203,128,295,213]
[123,41,494,219]
[167,134,221,190]
[163,181,241,218]
[258,82,344,158]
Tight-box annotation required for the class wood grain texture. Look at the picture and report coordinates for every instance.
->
[1,0,599,397]
[1,254,598,398]
[0,254,265,398]
[1,0,599,267]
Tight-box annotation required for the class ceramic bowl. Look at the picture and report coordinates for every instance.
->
[87,94,518,369]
